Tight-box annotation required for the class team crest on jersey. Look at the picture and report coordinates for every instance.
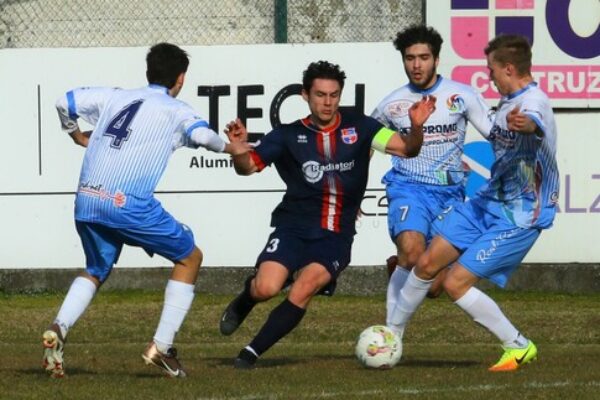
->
[446,94,465,113]
[387,100,413,118]
[341,127,357,144]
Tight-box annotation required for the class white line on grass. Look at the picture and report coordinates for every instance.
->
[194,380,600,400]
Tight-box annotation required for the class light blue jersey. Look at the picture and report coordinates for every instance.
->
[372,76,493,186]
[473,83,559,229]
[56,85,227,227]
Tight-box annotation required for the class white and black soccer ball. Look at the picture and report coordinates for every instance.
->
[355,325,402,369]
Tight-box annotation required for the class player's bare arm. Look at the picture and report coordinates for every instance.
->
[68,129,91,148]
[383,95,436,157]
[507,106,540,135]
[224,119,258,175]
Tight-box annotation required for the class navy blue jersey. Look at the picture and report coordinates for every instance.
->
[251,110,386,236]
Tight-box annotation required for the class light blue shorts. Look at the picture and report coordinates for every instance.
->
[432,201,541,287]
[75,211,195,282]
[386,181,464,242]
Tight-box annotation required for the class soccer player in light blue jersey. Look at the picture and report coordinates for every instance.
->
[387,35,559,371]
[371,26,493,325]
[42,43,249,378]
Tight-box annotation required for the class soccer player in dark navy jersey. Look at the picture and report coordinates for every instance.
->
[219,61,436,369]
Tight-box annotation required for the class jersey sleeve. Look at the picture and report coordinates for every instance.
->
[464,88,494,139]
[370,102,393,127]
[176,104,226,152]
[55,87,119,133]
[520,96,547,138]
[252,128,286,171]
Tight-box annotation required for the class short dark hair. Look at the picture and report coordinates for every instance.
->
[484,34,532,77]
[302,61,346,92]
[393,25,443,58]
[146,43,190,89]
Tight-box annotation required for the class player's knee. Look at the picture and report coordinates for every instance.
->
[186,247,203,270]
[288,281,320,307]
[404,250,422,269]
[397,243,425,268]
[415,254,437,280]
[252,279,280,301]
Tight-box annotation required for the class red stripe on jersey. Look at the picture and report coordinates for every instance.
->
[317,132,328,229]
[250,151,266,172]
[333,177,343,232]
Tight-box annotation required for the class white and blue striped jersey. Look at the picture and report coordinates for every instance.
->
[473,83,559,229]
[56,85,227,227]
[372,76,493,186]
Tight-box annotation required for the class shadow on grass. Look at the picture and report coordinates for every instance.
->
[22,367,99,376]
[401,358,480,368]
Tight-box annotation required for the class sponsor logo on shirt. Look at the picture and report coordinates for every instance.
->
[386,99,413,118]
[297,134,308,143]
[446,94,465,113]
[341,127,357,144]
[489,124,516,147]
[78,181,127,208]
[302,160,355,183]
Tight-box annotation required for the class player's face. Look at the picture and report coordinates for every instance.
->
[487,52,511,95]
[303,78,342,129]
[403,43,439,89]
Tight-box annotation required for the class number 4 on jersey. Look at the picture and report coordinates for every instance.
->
[104,100,144,148]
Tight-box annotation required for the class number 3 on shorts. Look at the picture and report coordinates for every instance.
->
[266,238,280,253]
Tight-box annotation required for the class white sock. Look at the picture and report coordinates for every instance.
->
[54,276,97,338]
[388,269,433,338]
[386,266,410,325]
[454,287,528,348]
[153,280,195,353]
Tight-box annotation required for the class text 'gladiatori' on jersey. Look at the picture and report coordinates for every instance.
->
[301,160,356,183]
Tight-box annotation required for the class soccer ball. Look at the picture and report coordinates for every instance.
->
[355,325,402,369]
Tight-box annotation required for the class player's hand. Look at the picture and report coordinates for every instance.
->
[224,118,248,143]
[224,140,252,156]
[69,128,90,148]
[409,95,436,127]
[507,105,538,134]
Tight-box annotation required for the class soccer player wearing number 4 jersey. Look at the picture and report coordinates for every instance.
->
[387,35,559,371]
[42,43,250,378]
[218,61,436,369]
[371,25,494,326]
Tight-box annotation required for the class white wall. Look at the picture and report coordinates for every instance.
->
[0,43,598,268]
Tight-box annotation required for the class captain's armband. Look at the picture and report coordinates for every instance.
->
[371,127,396,153]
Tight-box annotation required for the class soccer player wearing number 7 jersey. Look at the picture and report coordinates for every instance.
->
[42,43,250,378]
[388,35,559,371]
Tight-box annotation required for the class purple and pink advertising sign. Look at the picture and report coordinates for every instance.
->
[427,0,600,108]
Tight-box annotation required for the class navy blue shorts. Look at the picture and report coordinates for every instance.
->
[255,226,353,296]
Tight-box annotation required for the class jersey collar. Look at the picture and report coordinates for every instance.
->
[408,74,443,95]
[148,84,169,94]
[301,112,341,133]
[505,82,537,100]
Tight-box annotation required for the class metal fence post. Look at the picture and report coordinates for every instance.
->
[274,0,288,43]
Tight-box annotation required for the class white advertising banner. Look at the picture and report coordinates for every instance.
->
[0,42,598,268]
[426,0,600,108]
